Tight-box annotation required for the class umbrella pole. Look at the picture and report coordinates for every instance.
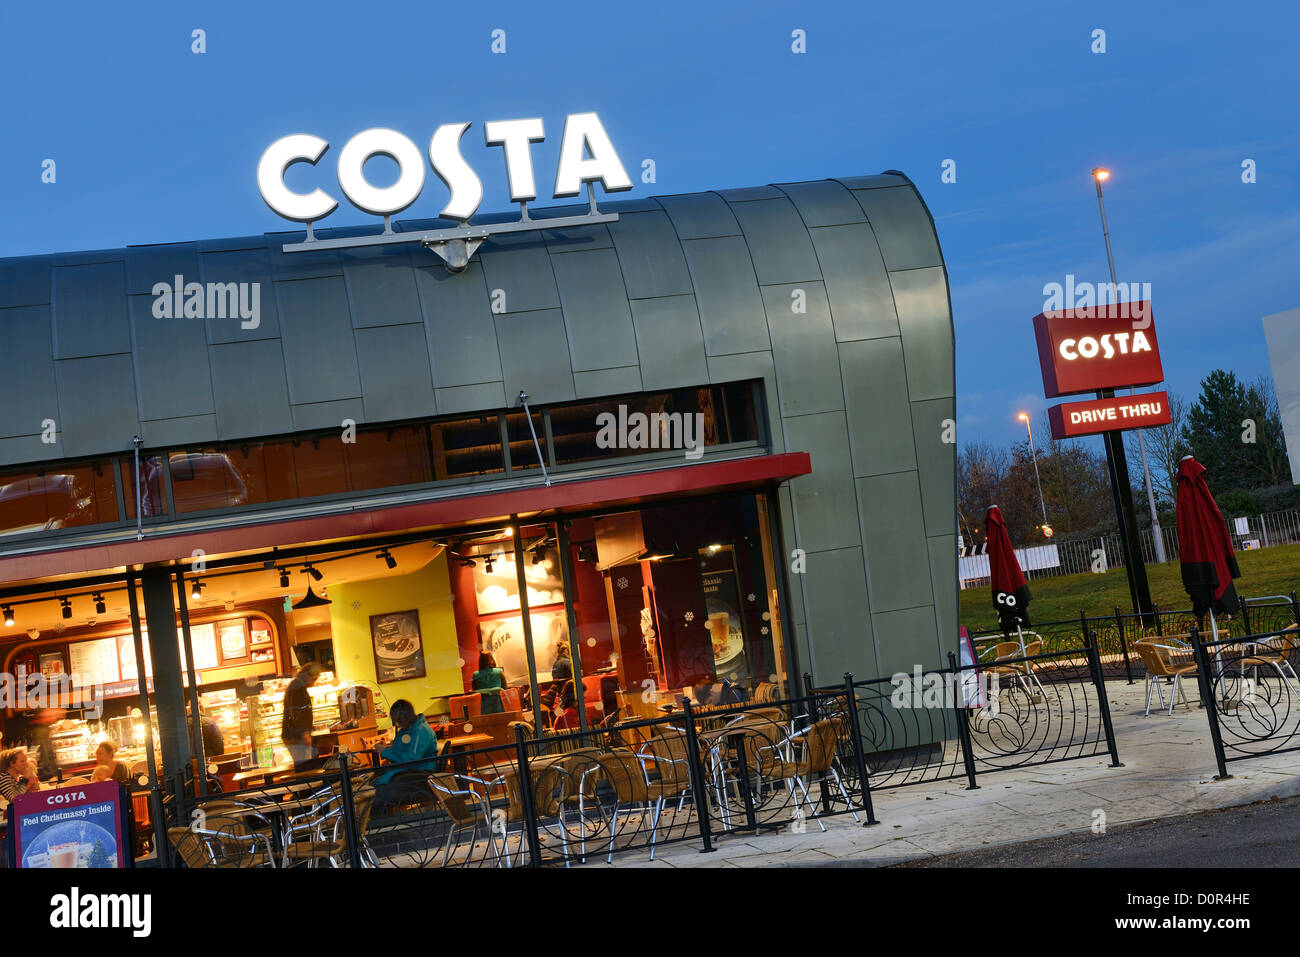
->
[1210,613,1228,704]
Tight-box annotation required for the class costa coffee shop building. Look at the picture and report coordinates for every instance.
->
[0,171,955,795]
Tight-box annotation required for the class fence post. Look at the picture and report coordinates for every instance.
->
[151,786,170,868]
[336,752,363,869]
[842,673,879,826]
[1108,605,1130,684]
[513,725,544,866]
[1083,625,1123,767]
[1189,626,1232,781]
[1153,602,1162,637]
[679,699,715,854]
[1290,590,1300,627]
[1239,594,1252,635]
[948,651,980,790]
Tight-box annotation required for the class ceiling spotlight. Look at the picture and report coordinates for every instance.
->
[60,598,72,620]
[577,544,597,564]
[191,580,204,601]
[531,546,546,566]
[2,607,13,627]
[378,550,397,570]
[279,568,290,588]
[93,593,106,615]
[484,556,495,574]
[307,565,323,581]
[459,558,476,568]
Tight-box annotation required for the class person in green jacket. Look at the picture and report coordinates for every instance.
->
[471,652,508,714]
[374,699,441,813]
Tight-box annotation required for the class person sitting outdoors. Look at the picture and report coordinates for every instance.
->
[552,681,580,731]
[471,652,508,715]
[0,747,41,801]
[374,699,442,814]
[90,742,131,785]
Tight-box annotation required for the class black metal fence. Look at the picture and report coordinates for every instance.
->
[968,591,1300,683]
[1190,623,1300,779]
[810,637,1120,797]
[154,685,880,868]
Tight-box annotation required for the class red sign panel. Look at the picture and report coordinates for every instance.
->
[7,780,129,868]
[1032,302,1163,398]
[1048,392,1172,439]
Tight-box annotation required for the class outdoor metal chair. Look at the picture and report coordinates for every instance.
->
[983,640,1048,701]
[590,748,689,862]
[760,718,860,831]
[1132,639,1199,715]
[171,801,277,868]
[281,786,376,868]
[1239,624,1300,696]
[427,771,503,867]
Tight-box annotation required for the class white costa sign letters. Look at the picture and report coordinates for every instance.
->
[257,112,632,225]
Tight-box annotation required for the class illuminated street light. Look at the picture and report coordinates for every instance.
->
[1090,166,1166,562]
[1018,412,1051,537]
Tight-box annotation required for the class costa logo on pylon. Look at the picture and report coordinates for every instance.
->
[1032,302,1164,398]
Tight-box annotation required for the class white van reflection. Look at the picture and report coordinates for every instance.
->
[169,452,248,511]
[0,473,95,536]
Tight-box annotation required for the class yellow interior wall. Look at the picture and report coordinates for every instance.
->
[329,550,460,723]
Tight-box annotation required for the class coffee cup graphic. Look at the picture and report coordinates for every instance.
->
[48,841,89,868]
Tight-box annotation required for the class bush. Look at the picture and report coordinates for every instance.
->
[1216,489,1260,517]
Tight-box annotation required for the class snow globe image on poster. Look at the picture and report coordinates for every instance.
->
[21,819,118,869]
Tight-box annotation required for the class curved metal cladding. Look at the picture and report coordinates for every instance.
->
[0,173,955,681]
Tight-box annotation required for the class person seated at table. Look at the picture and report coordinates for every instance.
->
[552,681,580,731]
[374,699,442,813]
[471,652,508,715]
[0,747,41,800]
[90,741,131,785]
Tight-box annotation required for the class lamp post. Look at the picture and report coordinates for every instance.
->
[1091,167,1166,564]
[1018,413,1052,538]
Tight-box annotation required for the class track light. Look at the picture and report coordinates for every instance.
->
[191,580,204,601]
[378,550,397,570]
[279,568,290,588]
[307,565,323,581]
[531,547,545,565]
[3,607,13,627]
[577,544,596,564]
[60,598,72,620]
[484,556,495,574]
[459,558,476,568]
[93,593,106,615]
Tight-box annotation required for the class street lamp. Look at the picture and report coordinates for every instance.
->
[1090,167,1167,563]
[1018,412,1051,538]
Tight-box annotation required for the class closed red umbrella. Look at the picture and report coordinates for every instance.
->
[1175,454,1241,628]
[986,505,1031,637]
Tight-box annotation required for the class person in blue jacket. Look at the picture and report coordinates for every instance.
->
[373,699,441,813]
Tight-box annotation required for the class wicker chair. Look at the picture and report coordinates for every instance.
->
[592,748,691,862]
[760,719,859,831]
[1132,639,1199,715]
[281,786,376,868]
[983,640,1047,700]
[1239,624,1300,695]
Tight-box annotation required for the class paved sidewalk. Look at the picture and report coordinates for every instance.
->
[598,679,1300,868]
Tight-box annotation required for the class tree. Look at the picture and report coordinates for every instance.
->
[1182,370,1254,491]
[1125,390,1189,512]
[1244,375,1292,488]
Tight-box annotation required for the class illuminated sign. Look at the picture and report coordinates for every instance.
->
[1047,391,1172,439]
[1032,302,1164,398]
[257,112,632,225]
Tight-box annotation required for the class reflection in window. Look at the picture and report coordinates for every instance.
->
[0,462,119,536]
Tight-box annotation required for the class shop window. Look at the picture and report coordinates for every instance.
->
[503,409,546,472]
[0,462,119,536]
[343,426,432,491]
[549,382,761,467]
[120,456,165,520]
[430,416,505,479]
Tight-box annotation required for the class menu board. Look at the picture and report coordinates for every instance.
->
[218,620,247,660]
[69,637,121,685]
[117,632,152,680]
[187,623,219,671]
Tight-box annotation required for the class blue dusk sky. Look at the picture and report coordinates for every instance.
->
[1,0,1295,449]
